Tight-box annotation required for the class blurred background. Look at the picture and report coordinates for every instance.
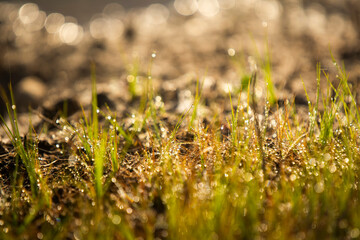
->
[5,0,172,24]
[0,0,359,121]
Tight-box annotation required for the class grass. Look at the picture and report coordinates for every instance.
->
[0,53,360,240]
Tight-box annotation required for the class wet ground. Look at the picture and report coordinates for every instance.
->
[0,0,360,136]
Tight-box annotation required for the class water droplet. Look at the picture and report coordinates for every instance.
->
[227,48,235,56]
[329,164,337,173]
[112,215,121,225]
[324,153,331,161]
[11,105,16,110]
[338,219,348,229]
[244,172,253,182]
[350,228,360,238]
[290,174,297,181]
[314,182,324,193]
[151,52,156,58]
[126,208,133,214]
[309,158,316,166]
[37,232,43,239]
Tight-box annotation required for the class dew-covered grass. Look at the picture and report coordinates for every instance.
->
[0,54,360,240]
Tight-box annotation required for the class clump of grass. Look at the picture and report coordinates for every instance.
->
[1,85,38,198]
[0,53,360,240]
[0,84,52,236]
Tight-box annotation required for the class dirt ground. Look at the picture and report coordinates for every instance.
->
[0,0,360,135]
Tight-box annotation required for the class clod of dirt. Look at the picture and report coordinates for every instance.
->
[42,98,81,120]
[97,92,116,110]
[15,76,47,113]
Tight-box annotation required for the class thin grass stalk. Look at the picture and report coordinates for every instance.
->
[189,78,204,130]
[250,71,266,174]
[91,62,98,138]
[264,33,277,105]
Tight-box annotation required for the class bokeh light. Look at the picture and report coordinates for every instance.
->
[12,18,26,36]
[254,0,282,21]
[45,13,65,34]
[59,22,83,45]
[198,0,220,17]
[89,16,124,40]
[17,3,46,33]
[306,4,326,35]
[218,0,236,9]
[145,4,169,25]
[89,17,107,39]
[174,0,198,16]
[18,3,40,25]
[174,0,237,17]
[103,3,125,19]
[25,11,46,32]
